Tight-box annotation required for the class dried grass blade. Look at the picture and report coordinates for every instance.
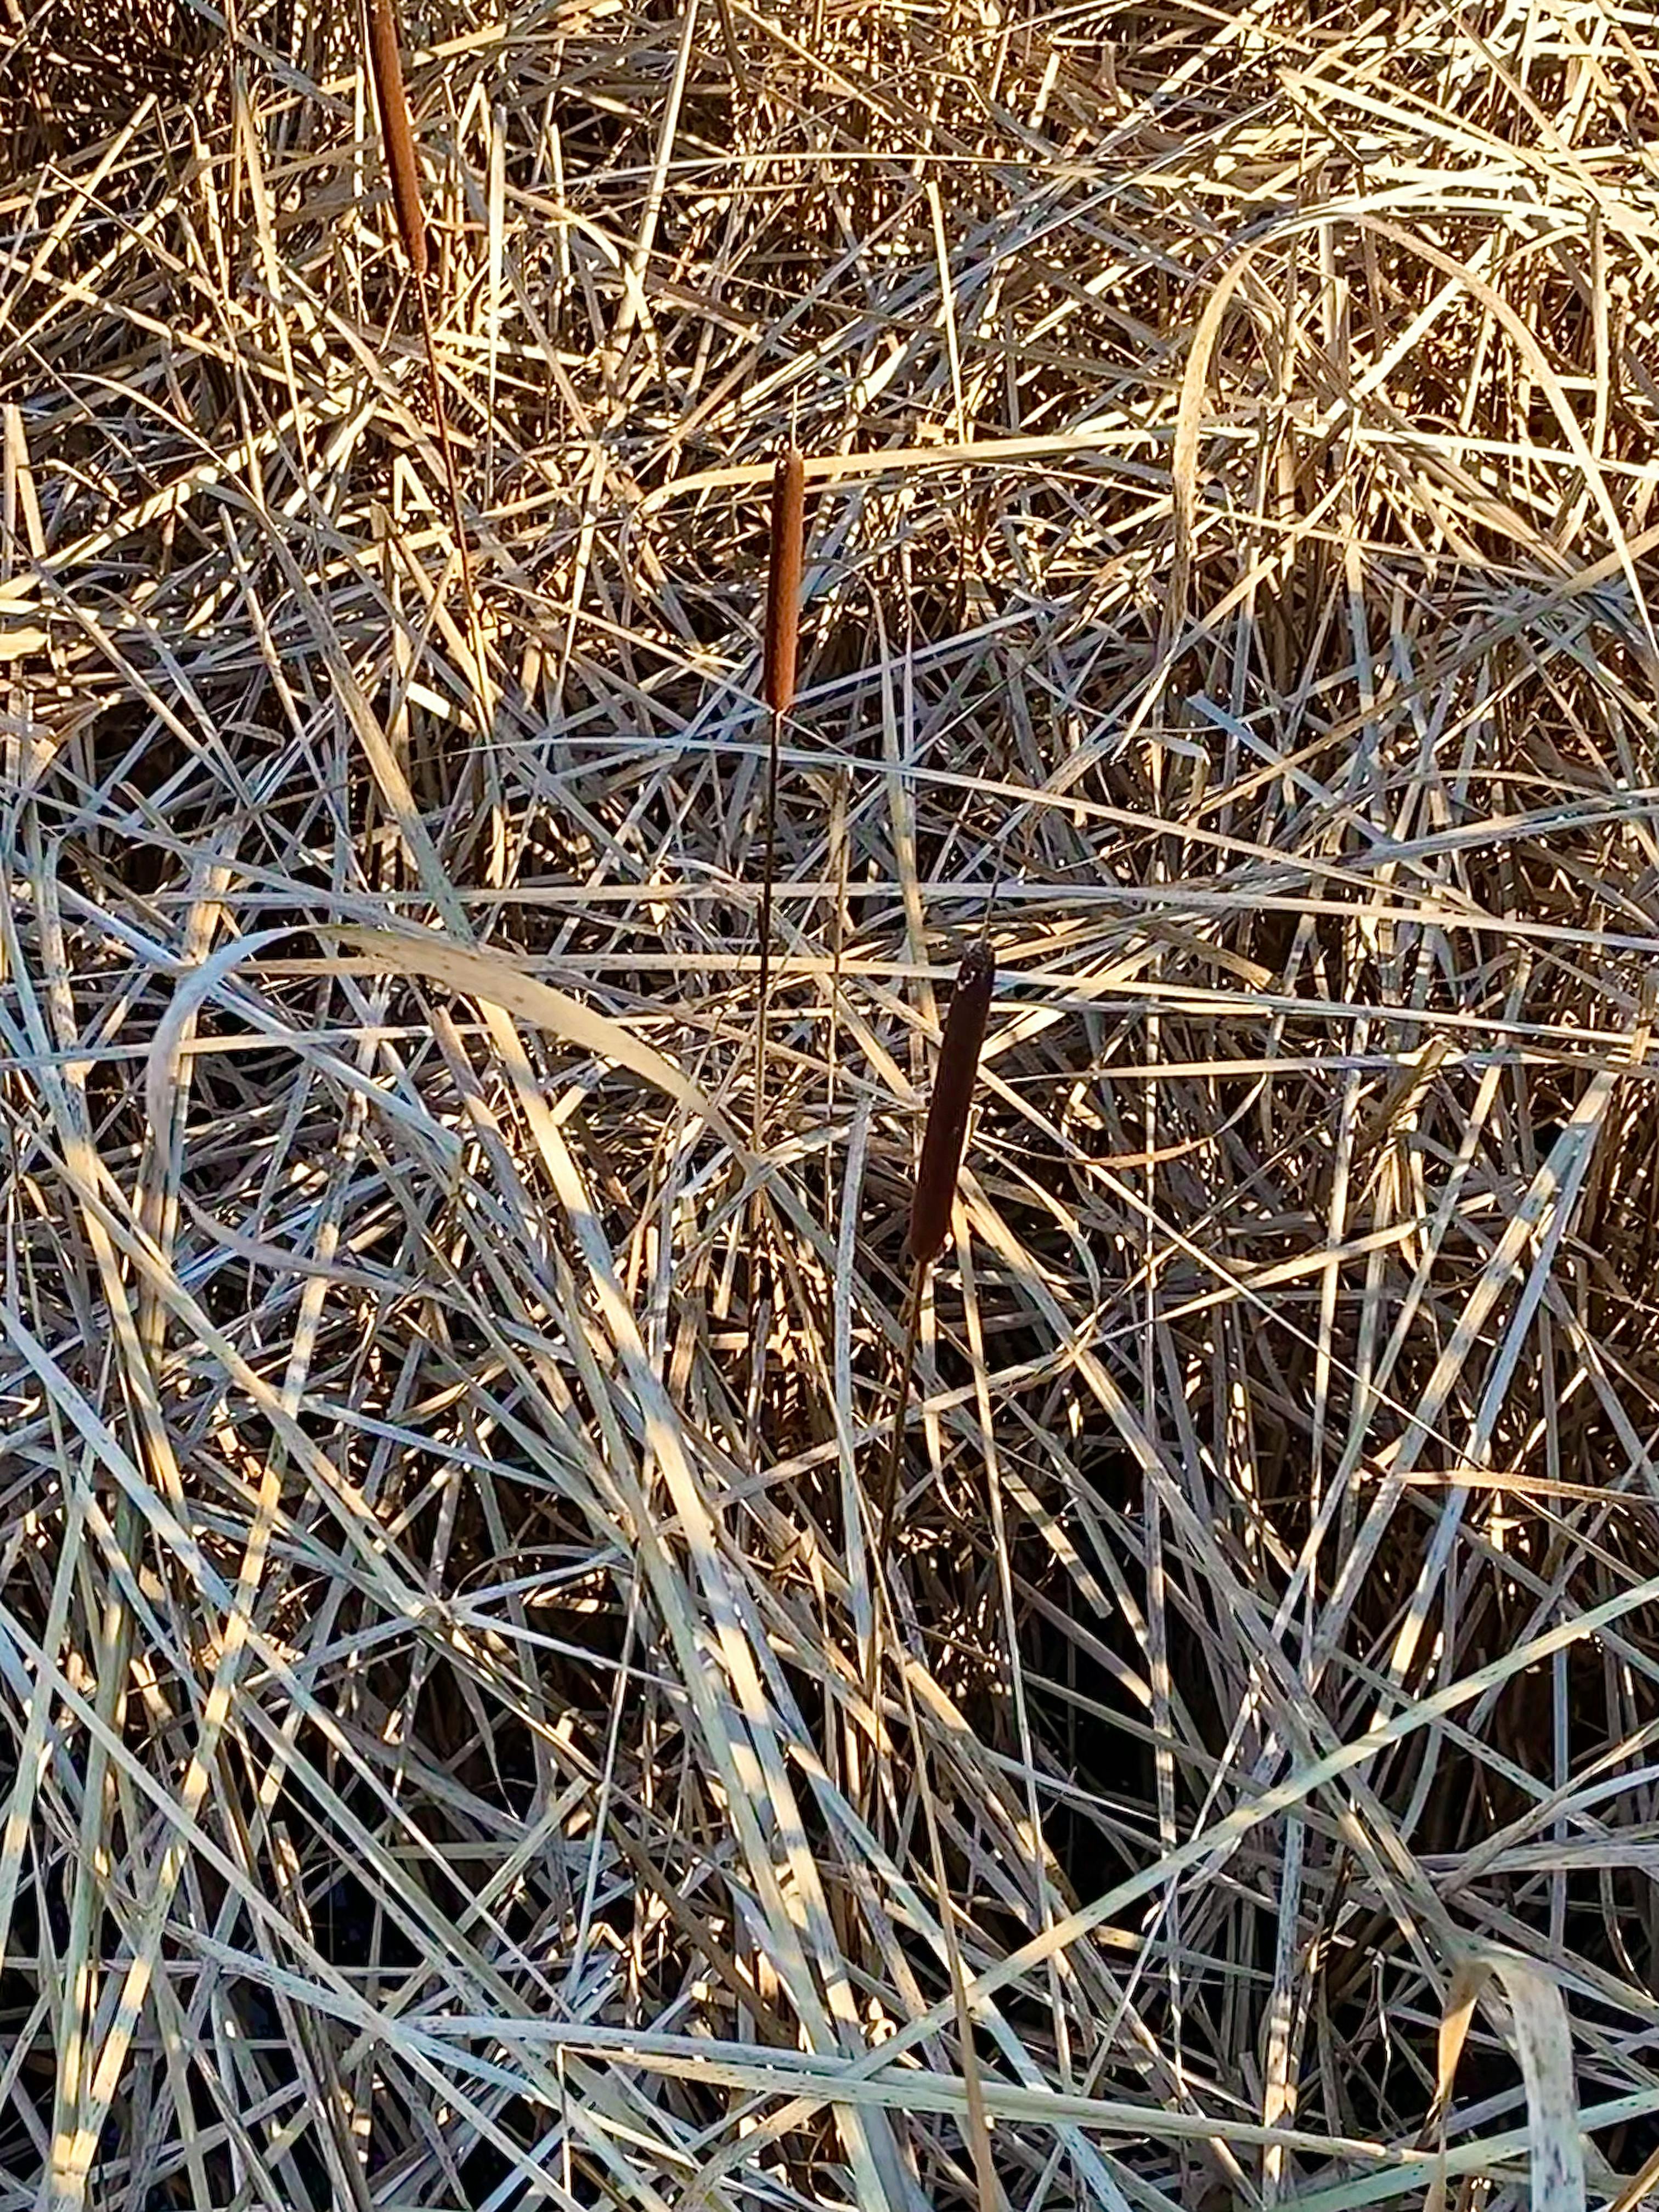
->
[1426,1951,1584,2212]
[334,924,745,1155]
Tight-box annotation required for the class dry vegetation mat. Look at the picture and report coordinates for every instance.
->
[3,0,1659,2205]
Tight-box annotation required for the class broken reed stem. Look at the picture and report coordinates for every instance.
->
[753,447,805,1154]
[877,941,996,1549]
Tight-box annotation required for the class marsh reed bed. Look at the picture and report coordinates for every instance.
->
[3,0,1659,2204]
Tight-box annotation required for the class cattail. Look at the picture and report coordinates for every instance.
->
[752,445,807,1165]
[762,448,805,716]
[909,943,995,1268]
[876,942,994,1548]
[366,0,428,279]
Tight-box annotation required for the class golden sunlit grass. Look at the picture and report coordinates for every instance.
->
[2,0,1659,2205]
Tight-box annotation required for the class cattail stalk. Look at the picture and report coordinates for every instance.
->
[753,447,805,1150]
[364,0,490,747]
[877,942,995,1547]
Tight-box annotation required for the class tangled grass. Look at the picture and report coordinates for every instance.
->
[3,0,1659,2205]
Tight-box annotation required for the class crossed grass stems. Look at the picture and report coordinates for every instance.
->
[9,0,1659,2203]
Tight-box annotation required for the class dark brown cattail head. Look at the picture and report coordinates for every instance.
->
[763,447,806,716]
[907,943,995,1268]
[366,0,428,279]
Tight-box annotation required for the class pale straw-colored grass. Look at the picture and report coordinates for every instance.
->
[2,0,1659,2207]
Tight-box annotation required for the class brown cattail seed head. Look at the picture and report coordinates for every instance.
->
[763,447,806,716]
[366,0,428,278]
[907,944,995,1268]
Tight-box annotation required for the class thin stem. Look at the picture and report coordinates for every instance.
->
[877,1257,927,1555]
[753,702,782,1153]
[413,270,489,731]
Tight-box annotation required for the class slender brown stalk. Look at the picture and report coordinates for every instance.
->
[364,0,490,754]
[413,273,483,669]
[876,1261,924,1553]
[753,447,805,1150]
